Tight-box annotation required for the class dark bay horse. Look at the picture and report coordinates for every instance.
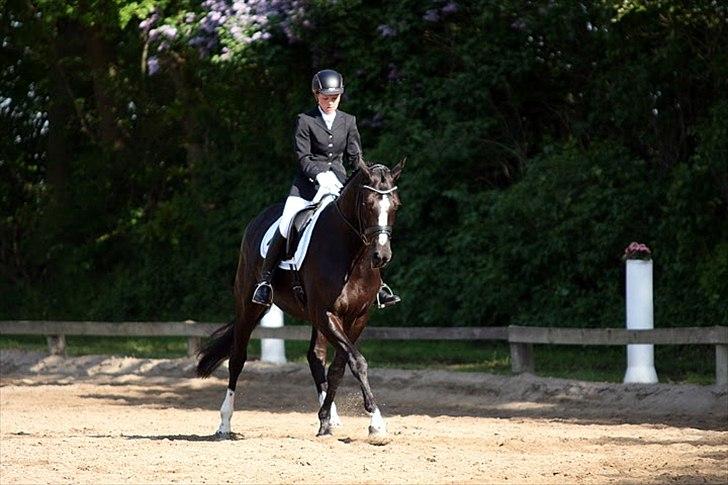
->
[196,158,404,438]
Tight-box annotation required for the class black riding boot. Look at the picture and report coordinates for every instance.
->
[376,282,401,309]
[252,232,287,306]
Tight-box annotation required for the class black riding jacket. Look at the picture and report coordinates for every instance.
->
[289,108,362,200]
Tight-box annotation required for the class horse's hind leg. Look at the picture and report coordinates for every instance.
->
[307,328,342,426]
[217,302,266,437]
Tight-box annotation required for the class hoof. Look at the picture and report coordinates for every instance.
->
[367,431,391,446]
[316,424,334,437]
[214,430,231,440]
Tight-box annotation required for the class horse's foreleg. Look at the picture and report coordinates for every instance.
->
[307,328,342,427]
[317,349,347,436]
[322,311,387,438]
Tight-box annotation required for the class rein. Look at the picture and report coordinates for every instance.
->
[334,183,397,245]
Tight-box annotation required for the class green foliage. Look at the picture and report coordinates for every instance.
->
[450,143,658,326]
[1,0,726,329]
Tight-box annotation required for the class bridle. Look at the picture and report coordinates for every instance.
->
[334,179,398,246]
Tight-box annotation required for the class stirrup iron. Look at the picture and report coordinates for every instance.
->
[376,283,400,309]
[251,281,273,306]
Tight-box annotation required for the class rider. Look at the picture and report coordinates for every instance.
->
[251,69,401,309]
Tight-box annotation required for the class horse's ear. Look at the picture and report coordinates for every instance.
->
[391,156,406,181]
[356,153,372,179]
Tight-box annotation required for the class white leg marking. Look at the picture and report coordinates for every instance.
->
[368,408,387,435]
[377,196,391,246]
[318,392,342,427]
[217,388,235,435]
[330,402,342,427]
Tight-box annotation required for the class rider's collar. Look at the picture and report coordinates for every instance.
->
[318,106,337,125]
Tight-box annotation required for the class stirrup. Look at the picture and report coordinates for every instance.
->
[376,283,401,309]
[251,281,273,306]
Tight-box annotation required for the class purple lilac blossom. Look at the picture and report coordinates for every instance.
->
[139,11,159,35]
[377,24,396,37]
[423,9,439,22]
[441,2,458,14]
[140,0,306,68]
[155,25,178,40]
[147,56,160,75]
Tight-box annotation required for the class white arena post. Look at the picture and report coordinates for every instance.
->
[623,258,658,384]
[260,304,286,364]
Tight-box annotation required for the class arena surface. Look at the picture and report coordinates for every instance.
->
[1,349,726,484]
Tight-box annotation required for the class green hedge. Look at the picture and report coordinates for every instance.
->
[2,0,726,326]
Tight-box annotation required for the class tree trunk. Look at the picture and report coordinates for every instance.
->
[45,19,78,232]
[85,25,126,151]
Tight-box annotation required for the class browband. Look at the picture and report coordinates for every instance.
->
[362,185,398,194]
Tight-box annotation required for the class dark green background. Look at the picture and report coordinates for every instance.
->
[2,1,726,328]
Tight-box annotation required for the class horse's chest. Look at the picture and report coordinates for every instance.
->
[335,268,378,315]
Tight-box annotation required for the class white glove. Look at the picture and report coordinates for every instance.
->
[315,171,343,195]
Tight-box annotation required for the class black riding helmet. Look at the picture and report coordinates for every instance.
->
[311,69,344,95]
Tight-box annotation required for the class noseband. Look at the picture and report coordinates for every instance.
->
[335,184,397,245]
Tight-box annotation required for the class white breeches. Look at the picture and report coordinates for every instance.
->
[279,196,310,237]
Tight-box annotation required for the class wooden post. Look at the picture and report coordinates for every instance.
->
[716,344,728,387]
[187,336,201,357]
[510,342,534,374]
[47,335,66,356]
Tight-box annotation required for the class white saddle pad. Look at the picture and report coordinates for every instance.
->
[260,196,335,270]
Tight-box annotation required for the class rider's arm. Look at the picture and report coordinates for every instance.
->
[294,114,329,180]
[345,115,362,166]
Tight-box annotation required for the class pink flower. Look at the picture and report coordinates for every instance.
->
[623,241,652,261]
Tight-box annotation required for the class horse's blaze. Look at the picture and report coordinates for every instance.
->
[377,195,391,246]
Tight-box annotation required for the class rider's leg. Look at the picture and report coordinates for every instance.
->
[251,231,286,306]
[252,196,308,306]
[376,281,401,309]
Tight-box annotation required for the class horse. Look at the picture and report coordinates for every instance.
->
[196,157,404,438]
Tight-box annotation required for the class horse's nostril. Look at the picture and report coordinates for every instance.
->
[371,252,384,267]
[371,252,390,269]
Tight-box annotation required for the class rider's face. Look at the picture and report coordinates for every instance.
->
[316,93,341,114]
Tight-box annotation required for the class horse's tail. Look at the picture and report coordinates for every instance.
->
[196,319,235,378]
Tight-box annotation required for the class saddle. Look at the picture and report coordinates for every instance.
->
[285,198,332,308]
[284,205,318,259]
[259,195,336,308]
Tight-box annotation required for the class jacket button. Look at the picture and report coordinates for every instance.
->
[328,143,333,147]
[329,135,333,139]
[328,153,333,157]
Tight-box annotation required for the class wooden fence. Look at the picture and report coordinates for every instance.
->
[1,321,726,385]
